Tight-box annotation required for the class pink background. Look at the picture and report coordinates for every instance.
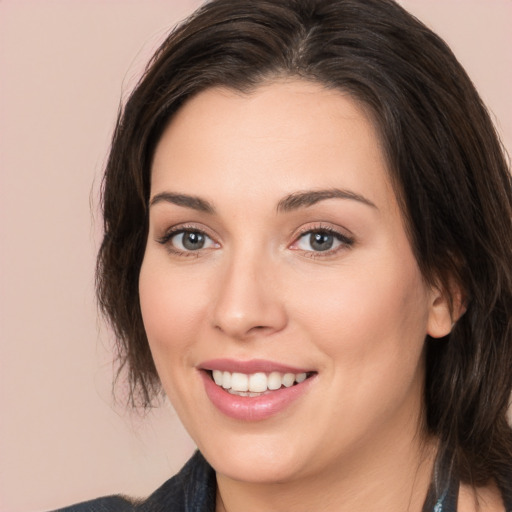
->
[0,1,510,511]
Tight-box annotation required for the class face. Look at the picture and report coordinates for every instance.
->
[139,80,450,484]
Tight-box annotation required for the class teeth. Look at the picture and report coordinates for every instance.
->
[267,371,282,390]
[211,369,309,394]
[213,371,223,386]
[248,372,267,392]
[282,373,295,387]
[221,371,231,389]
[231,372,248,392]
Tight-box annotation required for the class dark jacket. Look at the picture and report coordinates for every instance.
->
[54,452,216,512]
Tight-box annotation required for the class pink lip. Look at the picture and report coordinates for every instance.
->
[199,358,311,374]
[198,359,316,422]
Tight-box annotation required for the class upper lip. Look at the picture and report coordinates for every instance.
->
[198,358,313,374]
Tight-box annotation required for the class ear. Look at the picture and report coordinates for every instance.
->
[426,281,466,339]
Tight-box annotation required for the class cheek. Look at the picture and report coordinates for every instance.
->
[288,253,431,365]
[138,256,209,360]
[292,256,430,432]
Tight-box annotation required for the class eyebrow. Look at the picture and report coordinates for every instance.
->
[150,192,215,213]
[149,187,377,214]
[276,188,377,212]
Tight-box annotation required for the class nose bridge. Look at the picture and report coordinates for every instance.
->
[211,243,287,339]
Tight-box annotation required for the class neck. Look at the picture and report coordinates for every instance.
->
[215,423,437,512]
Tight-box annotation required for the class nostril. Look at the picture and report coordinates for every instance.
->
[247,325,272,335]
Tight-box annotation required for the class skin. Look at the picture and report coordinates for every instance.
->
[139,80,460,512]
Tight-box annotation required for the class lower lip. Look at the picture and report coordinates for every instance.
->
[200,371,315,421]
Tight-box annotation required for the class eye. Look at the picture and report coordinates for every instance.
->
[158,228,218,254]
[291,228,353,254]
[171,230,216,251]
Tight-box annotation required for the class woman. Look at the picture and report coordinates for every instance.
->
[59,0,512,510]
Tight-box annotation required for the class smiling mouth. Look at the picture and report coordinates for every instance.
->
[206,370,316,397]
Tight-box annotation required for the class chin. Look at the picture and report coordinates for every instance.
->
[197,433,310,483]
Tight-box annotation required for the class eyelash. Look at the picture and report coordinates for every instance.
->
[291,224,354,259]
[156,223,354,258]
[156,224,218,258]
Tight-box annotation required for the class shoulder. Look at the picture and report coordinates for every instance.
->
[49,451,216,512]
[52,495,134,512]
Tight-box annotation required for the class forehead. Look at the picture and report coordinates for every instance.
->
[151,79,396,214]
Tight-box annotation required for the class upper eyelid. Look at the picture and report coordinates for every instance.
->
[156,224,218,247]
[296,230,352,243]
[292,222,354,240]
[158,222,216,237]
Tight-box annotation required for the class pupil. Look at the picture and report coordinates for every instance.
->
[310,232,333,251]
[183,231,205,250]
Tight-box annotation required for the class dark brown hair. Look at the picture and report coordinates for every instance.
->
[96,0,512,499]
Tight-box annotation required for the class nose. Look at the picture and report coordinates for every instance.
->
[211,251,288,340]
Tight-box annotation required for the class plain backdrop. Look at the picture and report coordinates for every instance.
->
[1,1,511,511]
